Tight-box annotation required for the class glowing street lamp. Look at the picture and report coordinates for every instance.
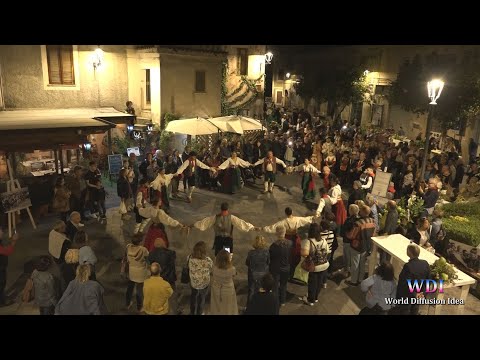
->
[427,79,444,105]
[286,72,291,79]
[84,142,92,151]
[92,47,104,70]
[420,78,445,181]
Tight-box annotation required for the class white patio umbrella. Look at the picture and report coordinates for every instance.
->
[165,117,220,136]
[208,115,263,134]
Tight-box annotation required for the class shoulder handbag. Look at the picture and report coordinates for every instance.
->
[301,240,316,273]
[22,276,35,303]
[119,200,128,215]
[181,256,191,284]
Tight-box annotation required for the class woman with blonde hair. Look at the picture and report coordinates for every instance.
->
[245,235,270,304]
[75,230,97,280]
[55,264,107,315]
[188,241,213,315]
[210,250,238,315]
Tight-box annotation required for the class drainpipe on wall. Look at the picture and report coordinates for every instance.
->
[0,61,5,110]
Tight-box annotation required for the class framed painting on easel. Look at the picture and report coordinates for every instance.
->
[0,187,32,213]
[2,159,37,237]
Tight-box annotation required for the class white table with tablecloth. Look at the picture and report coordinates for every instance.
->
[369,234,476,315]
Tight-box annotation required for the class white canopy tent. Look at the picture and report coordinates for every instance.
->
[207,115,263,134]
[165,117,219,136]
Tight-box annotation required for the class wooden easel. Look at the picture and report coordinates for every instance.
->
[5,159,36,237]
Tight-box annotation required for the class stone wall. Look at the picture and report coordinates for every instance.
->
[0,45,128,110]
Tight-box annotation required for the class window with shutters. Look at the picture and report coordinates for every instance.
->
[46,45,75,85]
[195,70,206,93]
[40,45,80,90]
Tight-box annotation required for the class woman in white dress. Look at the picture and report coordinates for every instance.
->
[293,158,321,201]
[217,152,251,194]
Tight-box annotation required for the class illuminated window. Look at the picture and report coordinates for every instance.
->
[195,70,206,92]
[46,45,75,85]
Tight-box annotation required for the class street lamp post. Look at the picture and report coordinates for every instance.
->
[420,79,445,182]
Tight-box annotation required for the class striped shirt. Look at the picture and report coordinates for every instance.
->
[320,230,336,252]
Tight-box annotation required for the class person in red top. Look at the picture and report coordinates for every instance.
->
[387,181,396,195]
[0,228,19,307]
[322,166,334,192]
[143,222,170,252]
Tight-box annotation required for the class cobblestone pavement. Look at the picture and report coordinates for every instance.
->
[1,173,479,315]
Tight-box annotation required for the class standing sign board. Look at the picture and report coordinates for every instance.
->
[108,154,123,175]
[371,171,392,199]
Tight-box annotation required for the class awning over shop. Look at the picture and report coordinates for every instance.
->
[0,107,128,151]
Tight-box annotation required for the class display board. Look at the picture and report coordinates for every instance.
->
[108,154,123,175]
[0,187,32,213]
[371,171,392,198]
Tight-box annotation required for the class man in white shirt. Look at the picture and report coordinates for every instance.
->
[360,168,374,192]
[176,151,215,203]
[262,207,314,276]
[139,198,185,229]
[316,188,333,219]
[254,151,287,194]
[192,202,255,256]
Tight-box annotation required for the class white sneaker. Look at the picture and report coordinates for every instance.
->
[299,296,314,306]
[315,300,319,303]
[323,283,327,289]
[78,223,85,227]
[89,213,98,219]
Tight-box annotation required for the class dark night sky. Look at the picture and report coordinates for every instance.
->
[269,45,344,73]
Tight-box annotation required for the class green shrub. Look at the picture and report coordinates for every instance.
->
[442,202,480,247]
[443,202,480,217]
[112,136,135,156]
[158,113,177,152]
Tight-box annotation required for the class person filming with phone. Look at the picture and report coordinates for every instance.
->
[0,228,19,307]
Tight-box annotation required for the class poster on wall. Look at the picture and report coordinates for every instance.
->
[1,187,32,213]
[127,147,141,157]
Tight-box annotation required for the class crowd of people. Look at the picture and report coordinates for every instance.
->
[2,106,479,315]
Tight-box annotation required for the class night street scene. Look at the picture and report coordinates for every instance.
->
[1,44,480,316]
